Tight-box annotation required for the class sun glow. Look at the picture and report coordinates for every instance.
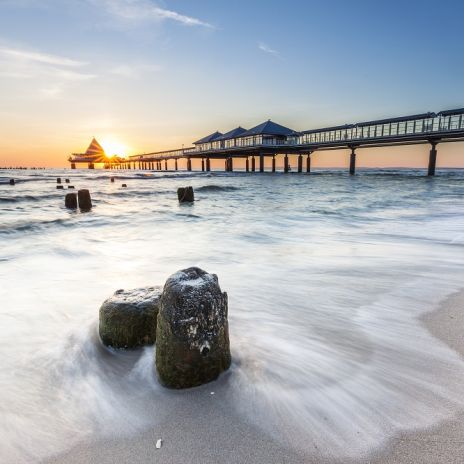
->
[100,139,129,158]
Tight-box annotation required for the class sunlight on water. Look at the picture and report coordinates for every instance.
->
[1,168,464,462]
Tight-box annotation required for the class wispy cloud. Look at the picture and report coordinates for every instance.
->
[0,44,96,99]
[258,42,280,57]
[0,47,88,67]
[98,0,214,28]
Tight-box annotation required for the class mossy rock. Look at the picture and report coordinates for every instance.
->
[99,286,162,349]
[155,267,231,389]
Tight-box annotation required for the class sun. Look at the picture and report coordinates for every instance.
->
[100,139,129,159]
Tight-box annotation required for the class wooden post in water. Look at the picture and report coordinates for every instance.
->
[284,155,289,173]
[259,153,264,172]
[428,141,438,176]
[251,156,255,172]
[349,147,356,175]
[272,156,276,172]
[298,154,303,173]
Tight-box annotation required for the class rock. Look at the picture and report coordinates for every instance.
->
[156,267,231,389]
[9,179,15,185]
[56,185,64,189]
[77,189,92,211]
[177,186,194,203]
[65,193,77,209]
[99,286,162,349]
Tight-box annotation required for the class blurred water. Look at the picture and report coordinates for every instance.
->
[1,168,464,462]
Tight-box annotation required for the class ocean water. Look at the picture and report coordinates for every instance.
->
[1,168,464,462]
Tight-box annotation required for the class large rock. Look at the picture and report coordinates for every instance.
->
[99,286,162,349]
[156,267,231,389]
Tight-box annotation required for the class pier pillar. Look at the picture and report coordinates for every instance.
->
[251,156,255,172]
[306,154,311,173]
[225,159,228,171]
[259,154,264,172]
[246,158,249,172]
[201,159,205,172]
[284,155,289,173]
[187,158,192,171]
[71,163,76,170]
[349,148,356,175]
[428,142,438,176]
[165,160,168,171]
[88,163,94,169]
[175,159,178,171]
[229,157,233,172]
[298,154,303,173]
[206,158,211,172]
[272,156,276,172]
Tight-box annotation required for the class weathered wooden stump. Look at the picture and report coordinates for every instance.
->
[67,185,74,189]
[56,185,64,190]
[77,189,92,211]
[110,177,115,183]
[122,183,127,188]
[99,286,162,349]
[156,267,231,389]
[57,178,62,184]
[65,193,78,209]
[65,179,70,183]
[9,179,15,186]
[177,186,194,203]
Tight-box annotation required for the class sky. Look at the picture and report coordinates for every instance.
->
[0,0,463,168]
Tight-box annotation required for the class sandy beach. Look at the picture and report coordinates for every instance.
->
[43,290,464,464]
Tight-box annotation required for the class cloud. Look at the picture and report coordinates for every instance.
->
[97,0,214,28]
[0,47,88,67]
[258,42,280,57]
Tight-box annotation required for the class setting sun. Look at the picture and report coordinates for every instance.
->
[100,139,129,159]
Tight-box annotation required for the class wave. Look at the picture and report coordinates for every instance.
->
[196,184,240,192]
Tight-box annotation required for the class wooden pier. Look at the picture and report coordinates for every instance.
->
[69,108,464,175]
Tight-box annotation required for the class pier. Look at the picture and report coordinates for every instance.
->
[69,108,464,175]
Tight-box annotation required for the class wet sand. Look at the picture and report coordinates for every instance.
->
[44,291,464,464]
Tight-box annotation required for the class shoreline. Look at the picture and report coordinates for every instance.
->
[43,290,464,464]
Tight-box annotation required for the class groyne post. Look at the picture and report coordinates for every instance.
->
[428,141,438,176]
[349,147,356,175]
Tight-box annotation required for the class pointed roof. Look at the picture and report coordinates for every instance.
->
[215,127,248,141]
[238,120,297,138]
[193,131,223,145]
[85,138,106,156]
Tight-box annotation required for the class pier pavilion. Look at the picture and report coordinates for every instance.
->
[73,108,464,175]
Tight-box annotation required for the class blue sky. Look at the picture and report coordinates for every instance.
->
[0,0,463,165]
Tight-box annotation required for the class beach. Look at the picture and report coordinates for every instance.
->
[2,168,464,464]
[43,290,464,464]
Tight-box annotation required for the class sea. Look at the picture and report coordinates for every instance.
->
[1,168,464,462]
